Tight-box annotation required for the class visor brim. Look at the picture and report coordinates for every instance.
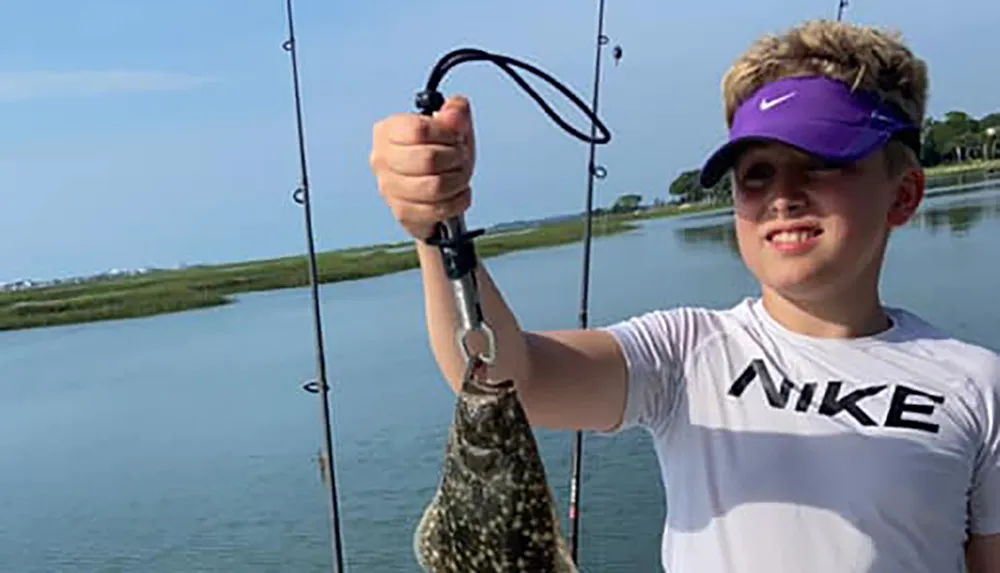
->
[698,119,915,188]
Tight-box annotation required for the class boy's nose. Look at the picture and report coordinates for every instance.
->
[767,174,810,218]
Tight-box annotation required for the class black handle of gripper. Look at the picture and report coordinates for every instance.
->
[413,89,484,282]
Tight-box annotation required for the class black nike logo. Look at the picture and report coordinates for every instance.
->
[727,359,945,434]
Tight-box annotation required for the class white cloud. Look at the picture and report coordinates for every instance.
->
[0,70,215,102]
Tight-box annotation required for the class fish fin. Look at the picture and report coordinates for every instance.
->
[553,534,581,573]
[546,487,581,573]
[412,489,441,572]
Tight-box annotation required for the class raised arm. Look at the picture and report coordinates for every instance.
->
[370,96,630,432]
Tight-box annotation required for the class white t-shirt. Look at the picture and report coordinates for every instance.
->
[601,297,1000,573]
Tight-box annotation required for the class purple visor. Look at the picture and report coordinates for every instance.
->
[698,75,920,188]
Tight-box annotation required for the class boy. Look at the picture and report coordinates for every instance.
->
[368,19,1000,572]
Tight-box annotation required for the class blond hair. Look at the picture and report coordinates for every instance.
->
[720,19,929,173]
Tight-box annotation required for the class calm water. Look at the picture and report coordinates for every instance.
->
[2,186,999,572]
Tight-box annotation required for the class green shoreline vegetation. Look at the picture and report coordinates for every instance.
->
[2,156,998,332]
[0,216,649,331]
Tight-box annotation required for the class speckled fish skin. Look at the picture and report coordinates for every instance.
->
[413,375,579,573]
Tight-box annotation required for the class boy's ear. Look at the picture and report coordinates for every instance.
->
[887,167,925,227]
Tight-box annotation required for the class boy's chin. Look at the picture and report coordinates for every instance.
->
[753,261,839,300]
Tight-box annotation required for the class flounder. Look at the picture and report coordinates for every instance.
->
[414,372,579,572]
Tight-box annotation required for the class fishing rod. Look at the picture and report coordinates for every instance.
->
[568,0,622,562]
[280,0,346,571]
[836,0,849,21]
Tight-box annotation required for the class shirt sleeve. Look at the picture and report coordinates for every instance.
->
[968,356,1000,536]
[598,307,698,437]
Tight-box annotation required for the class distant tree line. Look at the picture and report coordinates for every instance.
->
[668,168,732,206]
[592,193,657,215]
[663,109,1000,205]
[921,111,1000,165]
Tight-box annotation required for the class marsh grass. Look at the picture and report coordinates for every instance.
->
[0,217,639,330]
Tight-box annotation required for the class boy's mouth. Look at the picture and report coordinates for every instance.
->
[765,224,823,246]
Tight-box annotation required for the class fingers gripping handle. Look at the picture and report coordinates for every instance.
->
[412,47,612,370]
[415,90,496,368]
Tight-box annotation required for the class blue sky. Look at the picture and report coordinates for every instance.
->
[1,0,997,282]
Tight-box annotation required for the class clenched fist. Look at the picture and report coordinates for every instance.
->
[369,96,476,241]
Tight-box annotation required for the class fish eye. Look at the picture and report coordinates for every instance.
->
[459,443,501,474]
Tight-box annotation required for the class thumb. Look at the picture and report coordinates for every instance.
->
[433,96,474,139]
